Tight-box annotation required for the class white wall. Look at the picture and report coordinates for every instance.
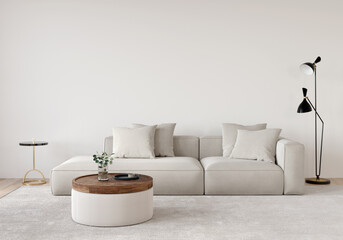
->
[1,0,343,178]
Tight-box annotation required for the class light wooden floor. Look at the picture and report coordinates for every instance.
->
[0,178,50,199]
[0,178,342,199]
[329,178,343,185]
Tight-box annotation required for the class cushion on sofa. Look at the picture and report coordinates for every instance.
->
[222,123,267,157]
[132,123,176,157]
[112,125,156,158]
[104,135,200,159]
[230,128,281,163]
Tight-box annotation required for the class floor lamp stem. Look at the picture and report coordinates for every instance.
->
[305,97,329,184]
[314,67,318,178]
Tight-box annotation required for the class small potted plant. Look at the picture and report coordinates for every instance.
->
[93,152,113,181]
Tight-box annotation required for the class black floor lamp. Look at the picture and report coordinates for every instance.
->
[298,56,330,184]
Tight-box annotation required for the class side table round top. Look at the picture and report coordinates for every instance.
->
[72,173,153,194]
[19,141,48,146]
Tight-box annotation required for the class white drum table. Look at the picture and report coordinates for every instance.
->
[71,173,153,227]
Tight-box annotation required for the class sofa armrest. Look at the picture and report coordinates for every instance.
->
[276,139,305,194]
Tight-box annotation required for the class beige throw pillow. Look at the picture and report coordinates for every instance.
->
[132,123,176,157]
[229,128,282,163]
[222,123,267,157]
[112,125,157,158]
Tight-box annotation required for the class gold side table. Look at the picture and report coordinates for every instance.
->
[19,138,48,186]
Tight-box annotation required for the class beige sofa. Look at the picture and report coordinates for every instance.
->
[51,136,304,196]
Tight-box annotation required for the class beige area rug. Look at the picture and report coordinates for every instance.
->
[1,185,343,240]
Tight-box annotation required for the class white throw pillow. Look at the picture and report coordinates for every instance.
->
[112,125,157,159]
[222,123,267,157]
[229,128,282,163]
[132,123,176,157]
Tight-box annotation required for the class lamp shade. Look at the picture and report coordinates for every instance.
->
[300,56,321,75]
[297,88,312,113]
[300,62,314,75]
[297,99,312,113]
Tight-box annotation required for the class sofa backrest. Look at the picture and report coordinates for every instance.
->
[104,135,199,159]
[200,136,222,159]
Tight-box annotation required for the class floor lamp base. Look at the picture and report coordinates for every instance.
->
[305,177,330,185]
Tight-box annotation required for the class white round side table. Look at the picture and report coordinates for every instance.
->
[71,173,153,227]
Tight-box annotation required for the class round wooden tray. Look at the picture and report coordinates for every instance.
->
[72,173,153,194]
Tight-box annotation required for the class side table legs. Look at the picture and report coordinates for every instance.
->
[22,139,46,186]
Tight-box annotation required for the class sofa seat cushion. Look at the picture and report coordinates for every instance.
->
[54,156,203,172]
[201,157,284,195]
[201,157,282,171]
[51,156,204,195]
[53,156,96,171]
[111,157,203,171]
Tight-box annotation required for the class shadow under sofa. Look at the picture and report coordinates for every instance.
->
[51,135,304,195]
